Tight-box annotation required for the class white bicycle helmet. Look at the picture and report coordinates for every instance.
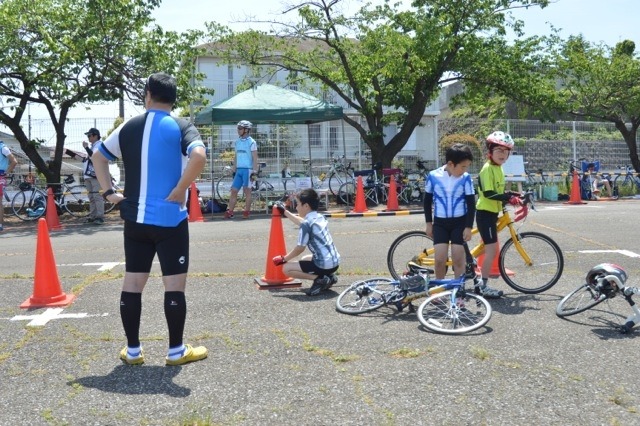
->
[237,120,253,129]
[486,131,514,150]
[585,263,628,289]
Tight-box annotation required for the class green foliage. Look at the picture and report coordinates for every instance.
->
[439,133,483,164]
[0,0,212,184]
[205,0,550,167]
[546,35,640,170]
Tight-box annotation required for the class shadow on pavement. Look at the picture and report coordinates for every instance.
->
[69,364,190,397]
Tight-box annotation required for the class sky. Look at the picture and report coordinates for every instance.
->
[21,0,640,124]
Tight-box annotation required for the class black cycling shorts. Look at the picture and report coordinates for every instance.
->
[299,260,339,277]
[476,210,500,245]
[123,219,189,276]
[432,216,468,245]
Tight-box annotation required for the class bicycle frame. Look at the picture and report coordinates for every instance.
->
[413,198,533,270]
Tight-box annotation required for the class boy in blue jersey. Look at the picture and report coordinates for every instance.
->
[423,144,475,280]
[92,73,208,366]
[272,188,341,296]
[224,120,259,219]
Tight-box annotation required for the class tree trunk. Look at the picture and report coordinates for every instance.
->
[614,120,640,172]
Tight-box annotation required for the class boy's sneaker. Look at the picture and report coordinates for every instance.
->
[307,276,330,296]
[476,284,504,299]
[223,210,234,219]
[165,344,208,366]
[323,274,338,290]
[242,210,250,219]
[94,218,104,225]
[119,347,145,365]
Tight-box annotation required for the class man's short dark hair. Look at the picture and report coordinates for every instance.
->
[145,72,177,104]
[445,143,474,165]
[297,188,319,211]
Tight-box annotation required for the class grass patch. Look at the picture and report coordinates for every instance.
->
[469,346,490,361]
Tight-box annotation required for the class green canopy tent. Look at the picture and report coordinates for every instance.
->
[194,83,343,125]
[194,84,344,201]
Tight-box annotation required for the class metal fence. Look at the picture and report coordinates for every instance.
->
[21,116,640,188]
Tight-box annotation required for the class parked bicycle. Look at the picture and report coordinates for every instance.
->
[387,191,564,294]
[336,263,491,335]
[337,163,386,207]
[613,165,640,197]
[287,154,354,195]
[11,174,115,221]
[397,159,428,205]
[215,162,275,202]
[556,263,640,334]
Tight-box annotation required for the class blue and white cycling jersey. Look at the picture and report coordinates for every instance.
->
[99,109,205,227]
[425,166,475,219]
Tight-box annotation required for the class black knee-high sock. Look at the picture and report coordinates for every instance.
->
[164,291,186,348]
[120,291,142,348]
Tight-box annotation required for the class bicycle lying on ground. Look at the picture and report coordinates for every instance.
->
[556,263,640,334]
[387,191,564,294]
[336,263,492,335]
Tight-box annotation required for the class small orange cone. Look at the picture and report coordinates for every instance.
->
[255,206,302,289]
[45,187,63,231]
[476,239,514,279]
[565,170,587,205]
[188,182,204,222]
[351,176,367,213]
[385,175,399,211]
[20,219,76,309]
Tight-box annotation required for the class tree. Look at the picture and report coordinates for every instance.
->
[548,36,640,171]
[204,0,550,167]
[0,0,211,185]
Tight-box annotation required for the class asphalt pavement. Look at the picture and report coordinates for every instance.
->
[1,199,640,425]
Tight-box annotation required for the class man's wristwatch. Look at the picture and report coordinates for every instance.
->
[102,189,116,200]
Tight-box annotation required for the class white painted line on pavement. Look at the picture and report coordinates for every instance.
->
[9,308,109,327]
[578,249,640,258]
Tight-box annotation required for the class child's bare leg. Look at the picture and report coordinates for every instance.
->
[450,244,466,278]
[433,243,449,279]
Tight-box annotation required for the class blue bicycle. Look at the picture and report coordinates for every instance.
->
[336,264,492,334]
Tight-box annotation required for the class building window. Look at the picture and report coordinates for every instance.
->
[227,66,234,97]
[309,124,321,147]
[329,126,338,152]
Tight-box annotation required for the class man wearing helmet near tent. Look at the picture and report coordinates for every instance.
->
[475,131,522,298]
[224,120,259,219]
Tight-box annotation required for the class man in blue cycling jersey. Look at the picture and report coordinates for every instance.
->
[92,72,208,366]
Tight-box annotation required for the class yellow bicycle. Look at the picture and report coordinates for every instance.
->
[387,192,564,294]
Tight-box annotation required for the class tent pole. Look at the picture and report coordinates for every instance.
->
[210,124,215,219]
[341,119,347,161]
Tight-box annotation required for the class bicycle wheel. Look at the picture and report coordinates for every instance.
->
[328,171,352,195]
[417,290,492,334]
[216,175,241,202]
[337,181,356,207]
[556,283,609,317]
[499,231,564,294]
[64,185,91,218]
[336,278,396,314]
[11,188,47,221]
[387,231,433,280]
[614,175,637,196]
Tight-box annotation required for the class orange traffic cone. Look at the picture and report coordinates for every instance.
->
[45,187,63,231]
[385,175,399,211]
[20,218,76,309]
[351,175,367,213]
[255,206,302,289]
[565,170,587,205]
[476,239,514,279]
[188,182,204,222]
